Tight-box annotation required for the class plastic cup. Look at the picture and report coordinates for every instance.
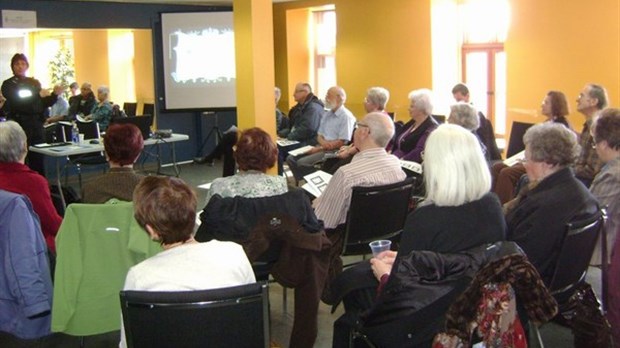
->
[78,134,85,145]
[369,240,392,257]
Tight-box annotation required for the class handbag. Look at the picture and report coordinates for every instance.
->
[567,282,613,348]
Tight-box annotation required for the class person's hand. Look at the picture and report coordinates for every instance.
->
[84,115,92,121]
[307,146,322,155]
[336,145,352,159]
[375,250,397,265]
[370,257,393,281]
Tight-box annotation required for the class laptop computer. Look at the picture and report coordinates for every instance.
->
[111,115,153,140]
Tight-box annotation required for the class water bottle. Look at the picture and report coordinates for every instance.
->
[71,122,80,144]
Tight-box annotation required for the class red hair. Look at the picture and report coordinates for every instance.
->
[234,127,277,172]
[103,123,144,165]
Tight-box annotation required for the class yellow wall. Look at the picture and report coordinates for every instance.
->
[273,0,433,121]
[73,30,110,93]
[133,30,155,113]
[503,0,619,141]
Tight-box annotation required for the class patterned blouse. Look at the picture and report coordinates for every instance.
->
[205,170,288,204]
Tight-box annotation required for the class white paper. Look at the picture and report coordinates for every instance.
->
[198,182,212,190]
[276,139,300,147]
[302,170,332,198]
[288,145,315,157]
[400,160,423,174]
[503,150,525,167]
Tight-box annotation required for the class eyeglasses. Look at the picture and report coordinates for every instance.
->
[355,122,369,129]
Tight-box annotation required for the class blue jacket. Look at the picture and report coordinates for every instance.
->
[0,190,53,339]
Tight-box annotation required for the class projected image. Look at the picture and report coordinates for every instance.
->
[170,28,235,84]
[161,11,236,110]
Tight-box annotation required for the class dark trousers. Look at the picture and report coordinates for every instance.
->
[206,131,237,177]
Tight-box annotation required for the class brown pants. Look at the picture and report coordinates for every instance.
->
[492,162,526,204]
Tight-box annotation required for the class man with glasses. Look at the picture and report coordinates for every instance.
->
[277,82,323,174]
[574,83,607,186]
[314,112,405,230]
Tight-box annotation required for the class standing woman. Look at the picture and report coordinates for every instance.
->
[1,53,63,175]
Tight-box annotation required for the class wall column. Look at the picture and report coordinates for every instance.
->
[233,0,276,136]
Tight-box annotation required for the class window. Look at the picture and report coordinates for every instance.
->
[310,7,336,99]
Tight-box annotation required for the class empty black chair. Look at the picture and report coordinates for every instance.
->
[341,177,415,256]
[122,102,137,117]
[506,121,534,158]
[120,282,270,348]
[532,209,606,347]
[142,103,154,117]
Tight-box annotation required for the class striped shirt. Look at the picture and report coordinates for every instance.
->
[574,120,602,182]
[314,147,406,229]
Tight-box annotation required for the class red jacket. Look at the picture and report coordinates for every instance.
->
[0,162,61,253]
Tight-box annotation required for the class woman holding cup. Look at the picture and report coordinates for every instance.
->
[370,124,506,280]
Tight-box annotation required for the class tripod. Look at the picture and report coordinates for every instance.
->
[194,112,223,163]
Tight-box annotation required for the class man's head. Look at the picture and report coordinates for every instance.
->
[576,84,608,118]
[325,86,346,111]
[353,112,394,151]
[10,53,29,77]
[364,87,390,113]
[69,82,79,96]
[80,82,93,97]
[293,82,312,104]
[275,87,282,105]
[0,121,28,164]
[452,83,470,103]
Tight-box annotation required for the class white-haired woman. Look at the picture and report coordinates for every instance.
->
[85,85,113,131]
[388,88,439,163]
[372,124,505,279]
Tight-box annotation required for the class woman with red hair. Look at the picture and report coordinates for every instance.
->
[82,123,144,203]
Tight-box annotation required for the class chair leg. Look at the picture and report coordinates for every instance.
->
[282,285,287,313]
[529,321,544,348]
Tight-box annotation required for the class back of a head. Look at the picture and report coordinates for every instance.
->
[594,108,620,150]
[234,127,277,172]
[365,112,394,148]
[133,176,197,245]
[0,121,27,163]
[104,123,144,165]
[523,123,578,166]
[448,102,480,131]
[423,124,491,206]
[451,83,469,96]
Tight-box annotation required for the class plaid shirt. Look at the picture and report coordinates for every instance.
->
[574,119,602,182]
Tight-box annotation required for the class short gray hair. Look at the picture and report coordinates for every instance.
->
[0,121,27,163]
[448,102,480,131]
[423,124,491,206]
[408,88,433,115]
[523,122,578,167]
[588,84,608,110]
[274,87,281,103]
[97,85,109,96]
[366,87,390,110]
[365,112,394,147]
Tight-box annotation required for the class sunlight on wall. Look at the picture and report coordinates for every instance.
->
[108,30,136,105]
[431,0,459,117]
[460,0,510,43]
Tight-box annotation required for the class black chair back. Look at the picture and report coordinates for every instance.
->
[76,120,101,140]
[341,177,415,255]
[120,282,270,348]
[548,210,605,295]
[142,103,154,117]
[123,102,137,117]
[506,121,534,158]
[111,115,153,140]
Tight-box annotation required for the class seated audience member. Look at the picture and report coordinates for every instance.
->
[492,90,572,204]
[452,82,502,161]
[81,123,145,203]
[446,102,490,161]
[0,190,53,344]
[194,87,289,177]
[205,127,287,203]
[277,82,323,174]
[47,82,95,123]
[314,112,406,230]
[330,124,506,347]
[599,112,620,346]
[574,83,607,187]
[84,85,113,132]
[389,88,439,163]
[322,86,390,174]
[504,123,598,285]
[120,176,255,348]
[286,86,355,180]
[590,108,620,267]
[0,121,61,254]
[48,86,69,122]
